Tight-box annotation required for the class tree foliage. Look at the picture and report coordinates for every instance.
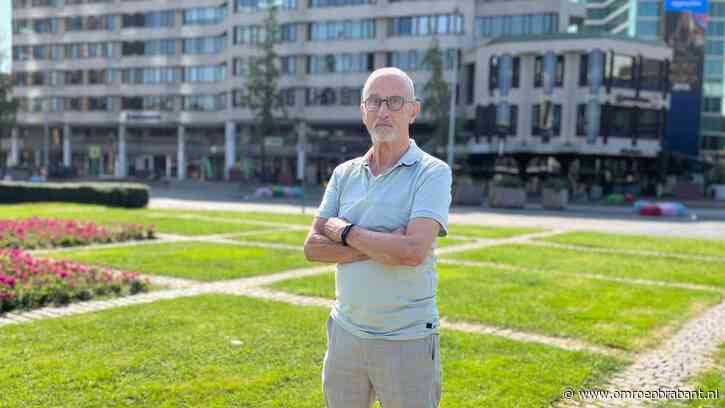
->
[243,0,286,177]
[421,37,450,148]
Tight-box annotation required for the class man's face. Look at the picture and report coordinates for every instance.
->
[360,75,419,144]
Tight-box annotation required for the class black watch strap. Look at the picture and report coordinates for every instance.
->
[341,223,355,246]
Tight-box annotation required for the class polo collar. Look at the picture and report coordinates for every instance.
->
[363,139,423,170]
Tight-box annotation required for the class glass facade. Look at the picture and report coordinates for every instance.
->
[308,20,376,40]
[388,14,464,36]
[476,13,559,37]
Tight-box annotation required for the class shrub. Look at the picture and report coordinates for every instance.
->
[0,248,150,314]
[543,177,569,191]
[0,182,149,208]
[0,217,155,250]
[493,175,525,189]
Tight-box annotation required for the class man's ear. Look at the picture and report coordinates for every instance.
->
[410,101,420,124]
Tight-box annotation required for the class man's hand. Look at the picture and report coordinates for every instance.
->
[323,217,350,243]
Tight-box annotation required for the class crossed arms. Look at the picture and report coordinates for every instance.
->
[303,216,440,267]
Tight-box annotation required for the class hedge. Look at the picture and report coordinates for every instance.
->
[0,182,149,208]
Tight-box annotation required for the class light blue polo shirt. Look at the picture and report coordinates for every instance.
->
[317,139,453,340]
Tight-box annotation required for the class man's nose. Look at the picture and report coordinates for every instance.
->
[377,101,392,117]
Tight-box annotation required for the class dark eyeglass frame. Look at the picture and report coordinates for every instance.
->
[362,95,417,111]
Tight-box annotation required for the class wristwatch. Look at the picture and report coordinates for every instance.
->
[340,223,355,246]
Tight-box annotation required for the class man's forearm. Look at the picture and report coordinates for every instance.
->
[345,227,422,267]
[304,233,369,264]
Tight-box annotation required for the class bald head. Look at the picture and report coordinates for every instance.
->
[361,67,416,102]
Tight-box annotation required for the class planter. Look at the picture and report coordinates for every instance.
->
[488,186,526,208]
[589,184,603,201]
[542,188,568,210]
[453,181,485,206]
[710,184,725,201]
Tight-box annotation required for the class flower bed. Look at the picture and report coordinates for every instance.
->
[0,217,155,250]
[0,248,150,313]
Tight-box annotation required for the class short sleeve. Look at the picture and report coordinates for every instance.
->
[317,167,341,219]
[410,163,453,237]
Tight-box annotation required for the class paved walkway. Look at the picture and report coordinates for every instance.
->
[150,197,725,240]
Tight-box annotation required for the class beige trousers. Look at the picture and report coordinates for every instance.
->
[322,316,442,408]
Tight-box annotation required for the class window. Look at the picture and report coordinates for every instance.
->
[32,46,47,60]
[638,2,660,17]
[308,19,375,40]
[13,46,30,61]
[704,97,722,114]
[308,0,373,8]
[308,53,370,73]
[65,16,84,31]
[640,58,663,91]
[123,11,174,28]
[706,40,725,56]
[88,69,105,84]
[576,104,587,136]
[305,88,337,106]
[121,67,178,84]
[183,34,226,54]
[278,88,296,107]
[142,96,175,111]
[579,54,588,86]
[65,70,84,85]
[236,0,296,12]
[233,57,253,76]
[340,87,362,105]
[87,96,111,111]
[704,59,724,77]
[232,89,247,107]
[183,94,226,111]
[31,71,45,86]
[280,56,297,75]
[121,96,144,110]
[610,53,635,87]
[532,103,562,136]
[183,64,227,82]
[12,72,28,87]
[476,13,558,38]
[389,14,463,37]
[636,21,659,37]
[534,55,564,87]
[184,6,227,25]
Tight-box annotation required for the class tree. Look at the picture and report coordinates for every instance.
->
[0,37,19,158]
[244,0,286,180]
[421,37,450,150]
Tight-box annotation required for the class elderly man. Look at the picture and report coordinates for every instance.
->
[304,67,452,408]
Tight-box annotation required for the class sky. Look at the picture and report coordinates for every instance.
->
[1,1,10,73]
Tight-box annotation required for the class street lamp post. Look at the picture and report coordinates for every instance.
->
[446,46,459,170]
[446,7,462,170]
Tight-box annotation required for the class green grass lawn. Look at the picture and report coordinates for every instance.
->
[536,231,725,259]
[0,203,312,234]
[43,242,311,282]
[447,224,543,239]
[444,244,725,289]
[267,264,721,351]
[231,229,475,249]
[0,294,623,408]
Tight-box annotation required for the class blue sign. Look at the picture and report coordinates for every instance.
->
[665,0,708,13]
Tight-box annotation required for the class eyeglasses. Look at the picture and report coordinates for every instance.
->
[363,95,415,112]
